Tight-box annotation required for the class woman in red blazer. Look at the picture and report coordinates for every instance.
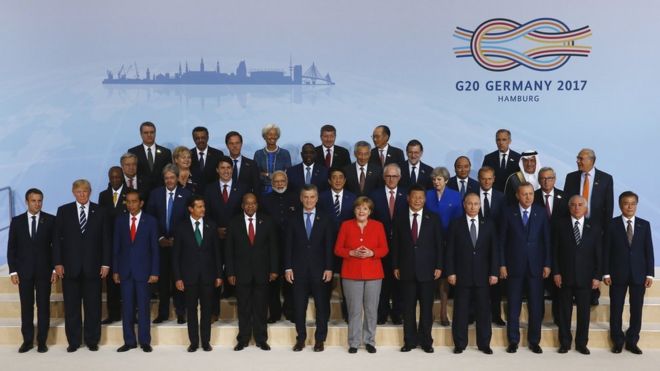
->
[335,196,389,354]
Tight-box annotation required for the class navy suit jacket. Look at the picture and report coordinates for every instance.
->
[499,204,551,278]
[286,163,329,193]
[445,216,499,287]
[369,186,408,240]
[232,155,261,195]
[204,181,246,229]
[481,149,521,192]
[563,168,613,229]
[7,212,55,280]
[480,188,506,225]
[172,219,222,285]
[318,189,357,228]
[369,145,405,166]
[552,217,601,288]
[315,145,351,169]
[390,209,444,282]
[147,186,193,239]
[604,216,655,285]
[343,162,383,196]
[447,176,480,196]
[284,210,336,279]
[113,212,160,282]
[190,146,224,194]
[398,160,433,190]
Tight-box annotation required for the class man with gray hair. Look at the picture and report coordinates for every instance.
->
[343,140,382,196]
[121,152,151,203]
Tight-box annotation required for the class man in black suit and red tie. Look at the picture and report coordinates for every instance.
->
[285,185,335,352]
[172,195,222,352]
[53,179,111,352]
[446,192,499,354]
[398,140,433,190]
[448,156,479,198]
[343,141,382,196]
[190,126,224,195]
[481,129,521,192]
[391,185,443,353]
[315,124,351,169]
[128,121,172,191]
[225,193,279,351]
[369,124,405,167]
[113,190,160,353]
[286,143,329,194]
[553,195,601,355]
[604,191,655,355]
[7,188,57,353]
[225,131,261,194]
[98,166,127,325]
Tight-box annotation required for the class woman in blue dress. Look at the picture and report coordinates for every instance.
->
[253,123,291,194]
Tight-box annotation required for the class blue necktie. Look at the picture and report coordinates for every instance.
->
[460,180,466,197]
[305,166,312,184]
[305,212,313,239]
[522,210,529,227]
[166,191,174,233]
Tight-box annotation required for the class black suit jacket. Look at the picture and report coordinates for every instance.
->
[534,188,568,228]
[284,210,335,279]
[98,185,129,228]
[563,169,614,229]
[204,181,246,229]
[7,212,56,280]
[398,160,433,190]
[480,188,506,225]
[447,176,480,195]
[445,216,499,287]
[190,146,224,194]
[315,145,351,169]
[124,175,152,204]
[390,209,444,282]
[172,219,222,285]
[128,144,172,189]
[233,155,261,195]
[369,145,405,167]
[604,216,655,285]
[286,163,329,194]
[224,213,279,285]
[52,202,111,278]
[552,217,602,288]
[481,149,521,192]
[343,162,383,196]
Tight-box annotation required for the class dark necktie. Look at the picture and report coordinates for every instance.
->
[411,213,419,244]
[544,194,552,217]
[79,205,87,234]
[483,192,490,218]
[147,147,154,171]
[325,148,332,167]
[248,217,255,245]
[305,212,313,239]
[522,210,529,227]
[500,153,506,169]
[222,184,229,203]
[460,180,466,197]
[232,159,239,183]
[334,194,341,217]
[410,166,417,184]
[128,177,135,189]
[359,167,366,193]
[626,219,633,245]
[379,149,385,166]
[470,218,477,247]
[574,220,581,245]
[31,215,36,239]
[199,151,205,171]
[194,221,202,246]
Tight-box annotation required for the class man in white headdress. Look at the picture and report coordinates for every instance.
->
[504,150,541,205]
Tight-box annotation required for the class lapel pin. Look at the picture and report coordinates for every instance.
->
[156,149,161,154]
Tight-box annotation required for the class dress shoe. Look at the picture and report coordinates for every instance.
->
[117,344,137,352]
[492,318,506,326]
[558,345,569,354]
[348,347,358,354]
[152,317,166,324]
[37,344,48,353]
[101,318,116,325]
[377,318,386,325]
[66,345,79,353]
[576,346,590,355]
[590,297,599,306]
[453,347,464,354]
[365,344,377,353]
[141,344,153,353]
[506,344,518,353]
[611,344,623,353]
[187,345,198,352]
[256,342,271,351]
[267,316,279,324]
[440,319,450,327]
[88,344,99,351]
[313,342,324,352]
[422,345,434,353]
[234,342,247,351]
[400,344,414,352]
[625,344,643,355]
[293,341,305,352]
[529,344,543,354]
[177,315,186,324]
[391,316,402,325]
[202,343,213,352]
[18,342,33,353]
[479,347,493,355]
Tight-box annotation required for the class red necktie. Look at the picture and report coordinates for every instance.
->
[248,217,255,245]
[388,190,395,219]
[325,148,331,167]
[129,177,135,189]
[222,184,229,203]
[411,213,419,244]
[130,216,137,242]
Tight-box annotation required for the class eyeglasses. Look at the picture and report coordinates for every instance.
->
[384,175,400,179]
[539,177,555,181]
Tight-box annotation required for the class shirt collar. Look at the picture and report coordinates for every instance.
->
[571,216,585,225]
[386,186,398,195]
[76,201,90,210]
[190,216,203,225]
[220,179,233,188]
[356,162,368,171]
[166,186,177,195]
[583,167,595,178]
[143,143,155,152]
[303,208,316,215]
[519,204,531,214]
[332,189,344,198]
[466,214,479,223]
[409,208,423,218]
[130,211,142,221]
[622,215,636,224]
[499,149,510,156]
[197,146,208,154]
[543,189,554,197]
[27,211,40,218]
[480,187,491,195]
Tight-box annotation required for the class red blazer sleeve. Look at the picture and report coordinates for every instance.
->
[334,221,351,258]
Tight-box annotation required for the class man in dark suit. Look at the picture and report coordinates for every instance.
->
[369,124,405,167]
[553,195,601,355]
[344,141,382,196]
[481,129,521,192]
[147,164,192,324]
[315,124,351,169]
[370,163,407,325]
[113,190,160,353]
[391,185,443,353]
[287,143,329,193]
[285,185,335,352]
[499,182,551,354]
[127,121,172,191]
[534,166,567,325]
[98,166,127,325]
[190,126,224,194]
[446,192,499,354]
[398,139,433,190]
[53,179,111,352]
[120,152,152,203]
[225,193,279,351]
[603,191,655,354]
[261,170,299,322]
[7,188,56,353]
[448,156,479,198]
[225,131,260,194]
[172,195,222,352]
[564,148,613,306]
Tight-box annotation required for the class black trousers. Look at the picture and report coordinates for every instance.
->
[490,279,506,320]
[104,267,121,320]
[400,280,435,347]
[158,248,185,318]
[292,277,330,342]
[610,283,646,347]
[378,257,402,321]
[62,276,101,347]
[557,285,591,348]
[543,276,560,324]
[18,278,51,345]
[235,282,268,344]
[453,285,491,349]
[184,283,214,346]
